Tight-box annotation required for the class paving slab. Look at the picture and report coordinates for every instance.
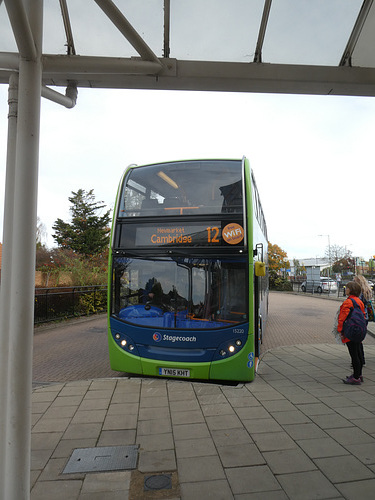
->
[336,478,375,500]
[177,455,225,483]
[296,436,349,458]
[225,465,282,495]
[314,454,374,483]
[277,470,341,500]
[179,479,233,500]
[175,437,217,458]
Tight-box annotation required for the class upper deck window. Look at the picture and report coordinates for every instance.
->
[118,160,243,217]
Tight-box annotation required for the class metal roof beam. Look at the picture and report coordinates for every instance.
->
[41,54,163,76]
[340,0,374,66]
[163,0,170,58]
[0,51,164,76]
[59,0,76,55]
[254,0,272,63]
[4,0,37,60]
[0,52,19,71]
[2,54,375,98]
[28,58,375,98]
[93,0,162,65]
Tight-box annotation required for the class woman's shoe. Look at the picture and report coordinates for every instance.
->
[343,375,361,385]
[348,374,364,382]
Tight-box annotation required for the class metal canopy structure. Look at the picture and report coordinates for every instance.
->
[1,1,375,499]
[1,0,375,96]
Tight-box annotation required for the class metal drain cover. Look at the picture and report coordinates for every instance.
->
[63,445,138,474]
[144,474,172,491]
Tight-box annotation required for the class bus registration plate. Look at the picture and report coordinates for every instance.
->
[159,367,190,378]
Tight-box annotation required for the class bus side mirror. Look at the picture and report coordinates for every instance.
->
[255,261,266,277]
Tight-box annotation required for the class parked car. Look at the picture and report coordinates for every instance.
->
[301,278,338,294]
[320,278,338,293]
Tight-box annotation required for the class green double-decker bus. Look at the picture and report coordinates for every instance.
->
[108,157,268,382]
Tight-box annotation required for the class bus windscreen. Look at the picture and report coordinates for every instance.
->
[112,255,247,329]
[118,160,243,218]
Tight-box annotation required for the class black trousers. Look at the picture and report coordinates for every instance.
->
[346,341,363,379]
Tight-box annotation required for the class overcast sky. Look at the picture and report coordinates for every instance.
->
[1,84,374,262]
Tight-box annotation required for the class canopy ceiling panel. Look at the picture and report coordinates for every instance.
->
[261,0,363,66]
[1,0,375,96]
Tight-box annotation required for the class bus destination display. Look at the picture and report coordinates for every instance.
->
[134,222,244,247]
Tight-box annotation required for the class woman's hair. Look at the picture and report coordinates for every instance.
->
[346,281,362,297]
[354,275,372,301]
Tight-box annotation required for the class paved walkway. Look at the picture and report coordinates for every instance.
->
[30,297,375,499]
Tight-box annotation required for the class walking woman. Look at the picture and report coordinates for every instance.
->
[337,281,366,385]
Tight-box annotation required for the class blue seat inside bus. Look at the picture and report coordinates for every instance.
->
[119,306,226,329]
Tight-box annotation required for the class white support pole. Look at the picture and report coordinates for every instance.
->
[4,61,41,498]
[3,0,43,497]
[0,72,19,500]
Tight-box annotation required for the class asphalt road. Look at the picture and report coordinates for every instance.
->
[32,292,375,385]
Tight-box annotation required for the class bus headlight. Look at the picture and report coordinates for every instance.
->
[112,332,137,355]
[213,336,246,361]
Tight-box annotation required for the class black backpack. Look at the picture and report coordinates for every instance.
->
[342,298,367,342]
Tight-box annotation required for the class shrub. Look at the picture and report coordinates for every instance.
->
[269,270,292,291]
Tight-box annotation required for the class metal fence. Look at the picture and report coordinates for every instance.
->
[34,285,107,324]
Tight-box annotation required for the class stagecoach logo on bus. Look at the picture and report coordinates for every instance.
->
[153,332,197,343]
